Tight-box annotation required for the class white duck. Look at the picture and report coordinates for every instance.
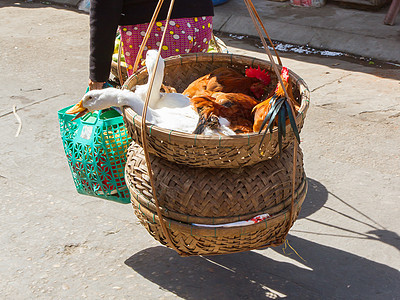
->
[135,50,235,135]
[66,87,199,133]
[134,49,191,109]
[66,50,236,135]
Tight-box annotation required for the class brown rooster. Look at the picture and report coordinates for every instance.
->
[183,66,271,100]
[253,67,299,132]
[190,92,259,134]
[252,67,301,151]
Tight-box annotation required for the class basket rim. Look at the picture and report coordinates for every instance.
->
[122,52,310,144]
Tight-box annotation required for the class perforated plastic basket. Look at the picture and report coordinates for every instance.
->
[58,106,132,203]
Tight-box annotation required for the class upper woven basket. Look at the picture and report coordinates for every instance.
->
[122,53,310,168]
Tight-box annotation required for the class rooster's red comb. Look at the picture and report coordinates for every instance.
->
[245,66,271,85]
[281,67,289,82]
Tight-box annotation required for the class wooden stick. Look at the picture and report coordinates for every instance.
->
[384,0,400,25]
[133,0,165,73]
[246,0,282,66]
[211,33,222,54]
[12,105,22,137]
[289,140,298,227]
[139,0,183,256]
[244,0,299,238]
[117,38,124,87]
[243,0,290,100]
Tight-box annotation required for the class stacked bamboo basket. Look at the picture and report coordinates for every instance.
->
[122,54,309,256]
[120,0,310,256]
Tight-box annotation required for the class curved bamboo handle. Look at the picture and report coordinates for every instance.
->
[211,33,223,54]
[246,0,282,66]
[117,37,124,87]
[133,1,165,73]
[244,0,298,237]
[243,0,289,100]
[138,0,183,256]
[117,0,165,85]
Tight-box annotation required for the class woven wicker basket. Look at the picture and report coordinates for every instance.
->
[122,53,310,168]
[111,61,128,83]
[125,142,307,256]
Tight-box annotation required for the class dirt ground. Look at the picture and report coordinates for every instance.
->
[0,1,399,299]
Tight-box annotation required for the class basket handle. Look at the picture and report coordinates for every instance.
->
[211,33,222,54]
[131,0,299,253]
[244,0,299,235]
[114,0,184,255]
[116,0,165,86]
[134,0,184,256]
[116,1,283,82]
[117,38,124,87]
[133,1,166,74]
[245,0,282,66]
[79,110,102,125]
[243,0,289,99]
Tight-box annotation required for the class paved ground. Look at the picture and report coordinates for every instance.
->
[0,1,399,299]
[213,0,400,64]
[22,0,400,63]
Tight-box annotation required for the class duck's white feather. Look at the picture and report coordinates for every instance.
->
[155,105,199,133]
[156,92,191,109]
[80,88,160,124]
[134,50,194,111]
[133,50,164,109]
[78,50,238,135]
[80,88,199,133]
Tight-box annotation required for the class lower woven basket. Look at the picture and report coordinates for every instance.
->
[125,142,307,256]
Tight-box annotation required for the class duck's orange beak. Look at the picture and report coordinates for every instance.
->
[66,100,88,121]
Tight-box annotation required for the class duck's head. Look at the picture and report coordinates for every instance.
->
[66,88,122,120]
[143,49,165,77]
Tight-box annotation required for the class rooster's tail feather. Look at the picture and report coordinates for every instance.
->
[192,114,220,134]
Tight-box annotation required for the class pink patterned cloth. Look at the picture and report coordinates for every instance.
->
[120,16,213,77]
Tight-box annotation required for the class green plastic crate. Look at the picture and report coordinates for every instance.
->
[58,106,132,204]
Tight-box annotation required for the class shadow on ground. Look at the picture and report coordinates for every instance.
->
[298,177,328,219]
[125,237,399,299]
[124,178,399,299]
[295,179,400,253]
